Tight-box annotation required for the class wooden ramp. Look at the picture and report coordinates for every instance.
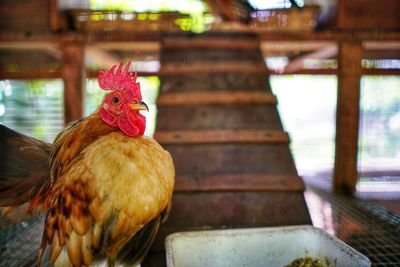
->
[144,32,311,266]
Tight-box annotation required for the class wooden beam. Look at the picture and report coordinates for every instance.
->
[336,0,400,29]
[364,49,400,59]
[0,42,57,50]
[261,41,335,54]
[268,69,338,75]
[85,31,161,42]
[61,41,85,124]
[157,91,277,106]
[0,71,62,80]
[364,41,400,50]
[0,67,395,81]
[333,41,363,195]
[1,30,400,45]
[0,33,57,44]
[163,39,260,50]
[258,31,400,42]
[284,45,338,73]
[268,68,400,75]
[49,0,61,32]
[161,61,267,74]
[174,174,305,192]
[154,130,290,145]
[362,69,400,75]
[88,42,160,51]
[86,70,158,78]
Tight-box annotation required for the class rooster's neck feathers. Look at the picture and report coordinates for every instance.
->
[49,113,118,187]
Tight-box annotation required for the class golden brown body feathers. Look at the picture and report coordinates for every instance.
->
[1,114,175,266]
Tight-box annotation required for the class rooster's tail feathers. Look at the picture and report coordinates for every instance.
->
[0,124,51,210]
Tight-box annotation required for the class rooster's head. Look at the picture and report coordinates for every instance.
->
[98,62,148,137]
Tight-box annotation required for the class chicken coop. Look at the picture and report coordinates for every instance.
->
[0,0,399,266]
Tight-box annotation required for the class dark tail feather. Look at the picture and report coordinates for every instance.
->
[0,124,51,209]
[117,215,162,266]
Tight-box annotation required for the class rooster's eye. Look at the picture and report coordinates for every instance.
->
[112,96,120,104]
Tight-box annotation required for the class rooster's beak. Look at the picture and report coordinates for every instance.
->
[130,101,149,111]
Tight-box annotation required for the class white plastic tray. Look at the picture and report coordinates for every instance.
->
[165,225,371,267]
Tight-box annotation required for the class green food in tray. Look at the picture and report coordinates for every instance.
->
[284,256,325,267]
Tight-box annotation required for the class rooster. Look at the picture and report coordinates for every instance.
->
[0,62,175,267]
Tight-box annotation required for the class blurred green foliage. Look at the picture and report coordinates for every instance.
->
[89,0,211,32]
[0,80,64,142]
[271,75,400,176]
[359,76,400,159]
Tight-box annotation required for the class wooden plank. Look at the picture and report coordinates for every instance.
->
[1,30,400,44]
[83,30,400,42]
[266,68,400,75]
[82,67,400,81]
[364,49,400,59]
[269,69,338,75]
[0,32,80,43]
[164,144,298,176]
[160,73,268,92]
[364,41,400,50]
[258,31,400,41]
[0,0,50,32]
[9,68,387,80]
[86,70,158,78]
[156,105,283,131]
[49,0,58,31]
[284,46,338,73]
[0,71,62,80]
[337,0,400,29]
[161,48,263,64]
[0,42,57,50]
[162,38,260,49]
[167,192,311,231]
[88,41,160,51]
[2,32,84,45]
[362,68,400,76]
[155,130,289,145]
[61,42,85,124]
[157,91,276,106]
[261,41,335,53]
[1,67,396,81]
[161,62,267,74]
[84,31,161,42]
[333,41,363,195]
[174,174,305,192]
[149,191,312,252]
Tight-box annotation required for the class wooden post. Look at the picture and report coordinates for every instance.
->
[333,41,363,194]
[61,41,85,124]
[49,0,60,32]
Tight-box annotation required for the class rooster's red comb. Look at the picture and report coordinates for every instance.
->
[98,62,141,99]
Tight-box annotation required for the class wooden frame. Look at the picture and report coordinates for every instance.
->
[174,174,305,192]
[154,130,290,145]
[333,42,363,194]
[157,91,277,106]
[61,41,85,124]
